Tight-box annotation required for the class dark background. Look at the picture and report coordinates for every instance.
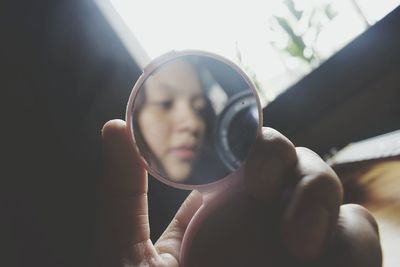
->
[2,1,399,266]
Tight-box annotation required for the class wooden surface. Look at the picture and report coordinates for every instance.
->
[336,160,400,267]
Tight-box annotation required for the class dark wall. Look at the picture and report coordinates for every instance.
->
[263,6,400,156]
[2,1,187,267]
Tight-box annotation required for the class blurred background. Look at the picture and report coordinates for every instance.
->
[2,1,399,266]
[106,0,399,104]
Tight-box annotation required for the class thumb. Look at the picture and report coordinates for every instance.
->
[155,190,203,260]
[98,119,156,265]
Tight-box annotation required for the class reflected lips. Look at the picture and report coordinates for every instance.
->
[169,145,196,160]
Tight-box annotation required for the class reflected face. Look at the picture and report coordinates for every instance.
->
[137,60,206,182]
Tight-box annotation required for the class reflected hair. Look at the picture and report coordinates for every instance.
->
[131,57,216,182]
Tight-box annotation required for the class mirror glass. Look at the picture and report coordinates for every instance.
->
[131,55,259,185]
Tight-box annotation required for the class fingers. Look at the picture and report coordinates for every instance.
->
[327,204,382,267]
[99,120,155,264]
[243,127,379,265]
[282,147,343,262]
[245,127,297,203]
[155,190,203,260]
[102,119,147,198]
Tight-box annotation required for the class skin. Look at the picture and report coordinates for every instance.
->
[97,120,382,267]
[137,60,206,182]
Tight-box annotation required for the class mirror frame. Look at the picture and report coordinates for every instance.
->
[126,50,263,190]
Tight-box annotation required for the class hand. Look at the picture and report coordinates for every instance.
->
[96,119,381,267]
[97,119,202,267]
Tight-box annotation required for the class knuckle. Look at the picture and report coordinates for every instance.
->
[301,172,340,194]
[295,146,319,157]
[341,204,379,234]
[298,172,343,207]
[259,127,297,164]
[296,147,342,191]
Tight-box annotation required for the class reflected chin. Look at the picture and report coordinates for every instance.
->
[164,160,192,182]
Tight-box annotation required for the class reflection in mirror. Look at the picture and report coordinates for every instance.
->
[131,55,259,185]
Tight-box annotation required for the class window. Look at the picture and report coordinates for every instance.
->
[98,0,400,106]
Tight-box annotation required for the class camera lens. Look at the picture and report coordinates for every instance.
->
[227,105,258,161]
[215,91,259,170]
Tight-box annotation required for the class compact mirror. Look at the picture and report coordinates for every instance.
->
[126,50,262,188]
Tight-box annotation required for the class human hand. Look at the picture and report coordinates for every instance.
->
[97,119,202,267]
[97,119,381,267]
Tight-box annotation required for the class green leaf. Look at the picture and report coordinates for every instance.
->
[284,0,303,20]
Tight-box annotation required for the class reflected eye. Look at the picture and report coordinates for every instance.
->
[192,97,206,112]
[154,100,173,110]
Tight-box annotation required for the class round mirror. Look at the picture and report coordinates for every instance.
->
[126,51,262,187]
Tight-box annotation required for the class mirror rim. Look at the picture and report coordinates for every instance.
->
[126,49,263,190]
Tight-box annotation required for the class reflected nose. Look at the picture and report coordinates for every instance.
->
[173,100,203,135]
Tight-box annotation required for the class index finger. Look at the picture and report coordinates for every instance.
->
[102,119,147,197]
[97,120,157,266]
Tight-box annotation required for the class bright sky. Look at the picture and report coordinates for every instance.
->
[107,0,399,103]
